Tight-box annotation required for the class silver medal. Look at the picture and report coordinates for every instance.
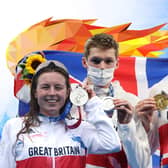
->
[70,86,88,106]
[102,97,115,115]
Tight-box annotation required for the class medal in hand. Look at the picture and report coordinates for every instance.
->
[154,91,168,110]
[102,97,115,116]
[70,85,89,106]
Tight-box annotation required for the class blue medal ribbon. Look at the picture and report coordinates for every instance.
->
[104,84,114,116]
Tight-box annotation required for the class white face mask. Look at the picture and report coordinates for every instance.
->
[87,66,115,86]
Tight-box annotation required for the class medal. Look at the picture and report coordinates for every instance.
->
[154,93,168,110]
[70,86,88,106]
[102,97,115,115]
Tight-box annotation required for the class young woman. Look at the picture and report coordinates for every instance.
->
[0,60,121,168]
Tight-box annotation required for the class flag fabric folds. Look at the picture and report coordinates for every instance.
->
[15,50,168,115]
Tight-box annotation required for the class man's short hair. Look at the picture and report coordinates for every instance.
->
[84,33,119,58]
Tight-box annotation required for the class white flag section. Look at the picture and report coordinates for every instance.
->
[135,57,149,99]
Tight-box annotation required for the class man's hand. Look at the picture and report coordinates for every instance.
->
[114,99,134,124]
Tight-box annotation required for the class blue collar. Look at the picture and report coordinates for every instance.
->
[39,101,72,122]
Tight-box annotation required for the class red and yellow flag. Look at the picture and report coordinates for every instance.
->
[6,17,168,75]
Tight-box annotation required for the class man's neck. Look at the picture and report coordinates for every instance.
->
[95,82,111,88]
[94,85,111,98]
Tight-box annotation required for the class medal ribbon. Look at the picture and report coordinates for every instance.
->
[108,83,114,97]
[104,83,115,116]
[67,107,82,129]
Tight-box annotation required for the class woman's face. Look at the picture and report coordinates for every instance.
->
[35,71,69,117]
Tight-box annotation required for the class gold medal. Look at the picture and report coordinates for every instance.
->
[154,92,168,110]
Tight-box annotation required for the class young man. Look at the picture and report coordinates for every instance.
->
[82,33,152,168]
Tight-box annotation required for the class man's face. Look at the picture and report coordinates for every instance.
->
[83,47,118,69]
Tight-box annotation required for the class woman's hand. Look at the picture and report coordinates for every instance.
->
[82,77,96,99]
